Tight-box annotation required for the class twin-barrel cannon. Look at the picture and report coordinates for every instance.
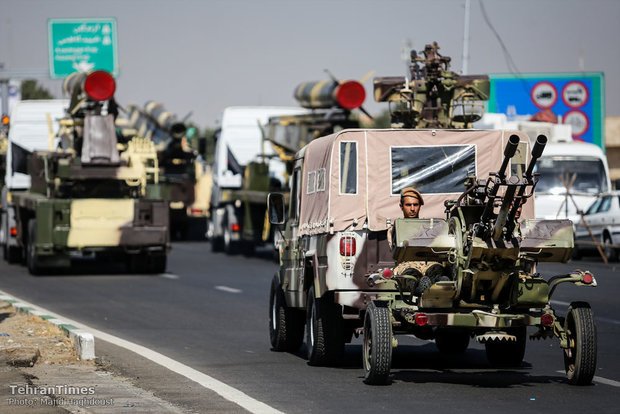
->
[363,134,597,386]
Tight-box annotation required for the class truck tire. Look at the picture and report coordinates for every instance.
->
[564,302,597,385]
[305,286,344,366]
[147,253,167,274]
[4,244,21,264]
[223,217,239,255]
[26,220,45,276]
[485,326,526,368]
[269,275,304,352]
[363,301,393,385]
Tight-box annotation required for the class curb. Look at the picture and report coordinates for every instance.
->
[0,291,95,360]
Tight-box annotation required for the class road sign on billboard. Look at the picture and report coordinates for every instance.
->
[487,72,605,148]
[48,18,118,79]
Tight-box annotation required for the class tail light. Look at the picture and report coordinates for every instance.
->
[340,236,356,256]
[84,70,116,101]
[541,313,554,327]
[335,80,366,109]
[9,227,17,237]
[582,272,594,284]
[231,223,240,232]
[414,313,428,326]
[382,268,393,278]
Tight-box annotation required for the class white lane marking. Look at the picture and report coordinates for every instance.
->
[0,290,282,414]
[551,300,620,325]
[160,273,179,279]
[215,285,242,294]
[556,371,620,388]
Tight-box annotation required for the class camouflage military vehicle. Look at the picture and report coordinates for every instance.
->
[10,70,169,275]
[210,78,366,255]
[267,128,597,386]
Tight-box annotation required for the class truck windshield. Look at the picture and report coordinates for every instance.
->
[535,156,608,194]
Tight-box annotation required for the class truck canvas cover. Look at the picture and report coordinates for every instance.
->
[298,129,533,236]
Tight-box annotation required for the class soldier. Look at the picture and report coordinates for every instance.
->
[399,187,424,218]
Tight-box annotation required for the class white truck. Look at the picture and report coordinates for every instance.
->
[0,99,68,262]
[208,106,309,254]
[475,113,611,220]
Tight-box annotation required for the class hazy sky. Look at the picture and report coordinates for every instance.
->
[2,0,620,128]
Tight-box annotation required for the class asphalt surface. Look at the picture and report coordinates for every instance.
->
[0,241,619,414]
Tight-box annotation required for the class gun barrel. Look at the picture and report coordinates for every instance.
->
[525,134,548,177]
[497,134,520,178]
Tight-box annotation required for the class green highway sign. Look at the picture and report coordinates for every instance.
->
[48,18,118,79]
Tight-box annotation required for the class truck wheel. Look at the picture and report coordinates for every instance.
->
[564,302,597,385]
[4,244,21,264]
[435,328,470,354]
[269,275,304,352]
[147,253,167,274]
[26,220,45,276]
[603,234,618,263]
[127,254,148,273]
[485,326,526,368]
[363,301,392,385]
[305,286,344,366]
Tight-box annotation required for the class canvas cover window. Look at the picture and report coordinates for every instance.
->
[340,141,357,194]
[391,145,476,194]
[317,168,326,192]
[307,171,316,194]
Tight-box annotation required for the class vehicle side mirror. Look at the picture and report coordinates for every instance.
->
[267,193,286,225]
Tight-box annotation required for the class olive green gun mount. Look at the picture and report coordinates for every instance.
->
[374,41,489,128]
[361,134,598,386]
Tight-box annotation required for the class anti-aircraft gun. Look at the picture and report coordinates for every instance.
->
[124,102,208,239]
[361,134,598,386]
[10,70,169,275]
[374,41,489,128]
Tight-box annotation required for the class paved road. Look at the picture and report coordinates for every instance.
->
[0,242,619,413]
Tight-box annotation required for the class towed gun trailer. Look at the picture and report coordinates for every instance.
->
[11,70,169,275]
[362,135,597,385]
[266,128,597,386]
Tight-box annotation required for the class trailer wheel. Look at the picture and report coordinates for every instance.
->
[223,213,239,255]
[435,328,470,354]
[269,275,304,352]
[305,286,344,366]
[485,326,526,368]
[564,302,597,385]
[26,220,45,276]
[363,301,392,385]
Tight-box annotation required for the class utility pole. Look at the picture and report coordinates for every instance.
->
[462,0,471,75]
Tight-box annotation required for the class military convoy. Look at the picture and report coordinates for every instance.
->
[268,127,597,385]
[209,77,366,255]
[3,70,169,275]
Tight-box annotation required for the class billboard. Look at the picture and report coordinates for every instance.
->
[487,72,605,148]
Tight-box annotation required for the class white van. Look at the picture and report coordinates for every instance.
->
[1,99,68,261]
[534,141,611,220]
[209,106,309,252]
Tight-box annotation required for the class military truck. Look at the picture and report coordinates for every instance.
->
[267,128,597,385]
[124,102,209,239]
[209,79,367,255]
[8,70,169,275]
[1,99,69,263]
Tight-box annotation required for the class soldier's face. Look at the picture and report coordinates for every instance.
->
[400,196,421,218]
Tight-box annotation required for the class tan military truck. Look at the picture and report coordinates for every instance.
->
[268,128,597,385]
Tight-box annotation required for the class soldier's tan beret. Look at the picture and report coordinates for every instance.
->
[400,187,424,205]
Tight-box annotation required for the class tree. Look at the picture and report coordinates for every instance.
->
[21,80,54,100]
